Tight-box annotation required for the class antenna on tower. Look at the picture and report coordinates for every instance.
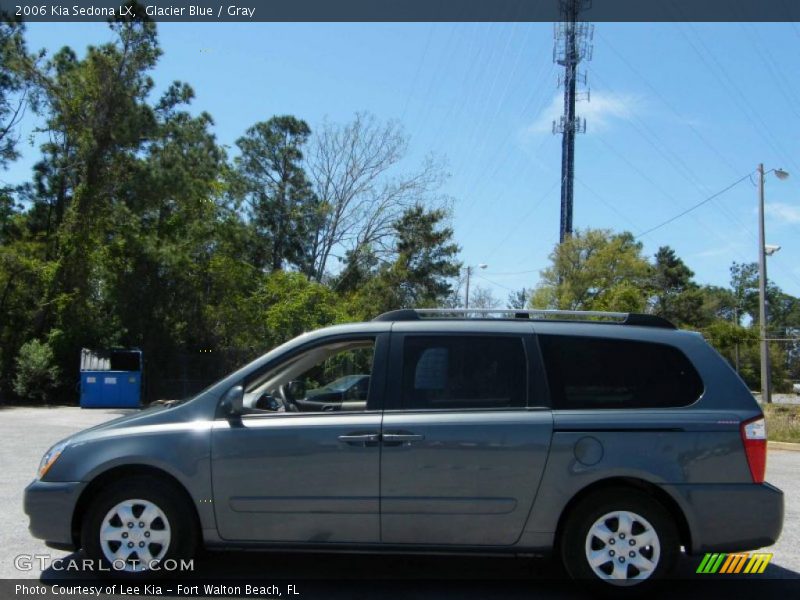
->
[552,0,593,243]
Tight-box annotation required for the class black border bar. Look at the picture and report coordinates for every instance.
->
[3,0,800,23]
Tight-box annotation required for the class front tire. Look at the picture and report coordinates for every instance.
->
[560,488,679,588]
[81,475,198,575]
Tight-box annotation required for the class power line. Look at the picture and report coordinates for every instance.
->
[676,22,800,176]
[474,273,518,293]
[400,23,436,123]
[587,125,755,261]
[596,29,741,176]
[483,178,560,260]
[636,172,753,238]
[573,175,639,231]
[483,268,544,276]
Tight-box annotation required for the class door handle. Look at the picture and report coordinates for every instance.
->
[382,432,425,446]
[337,433,380,446]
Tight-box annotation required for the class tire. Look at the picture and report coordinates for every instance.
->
[559,488,679,589]
[81,475,198,576]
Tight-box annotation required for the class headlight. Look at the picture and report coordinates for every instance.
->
[38,440,69,480]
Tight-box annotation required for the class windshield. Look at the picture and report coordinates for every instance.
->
[318,375,364,392]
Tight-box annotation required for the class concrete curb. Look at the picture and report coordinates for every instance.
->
[768,441,800,452]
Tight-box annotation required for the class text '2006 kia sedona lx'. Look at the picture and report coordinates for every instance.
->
[25,308,783,587]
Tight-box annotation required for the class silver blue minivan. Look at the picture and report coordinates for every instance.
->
[24,309,784,587]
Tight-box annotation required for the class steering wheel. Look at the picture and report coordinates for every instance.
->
[278,384,300,412]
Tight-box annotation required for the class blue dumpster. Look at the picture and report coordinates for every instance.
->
[80,349,142,408]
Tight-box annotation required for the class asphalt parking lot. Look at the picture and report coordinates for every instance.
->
[2,405,799,596]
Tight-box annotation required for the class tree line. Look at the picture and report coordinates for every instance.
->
[518,230,800,392]
[2,13,797,403]
[0,14,459,402]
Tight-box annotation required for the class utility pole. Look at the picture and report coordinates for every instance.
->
[757,163,771,404]
[733,307,741,374]
[553,0,592,243]
[464,264,487,309]
[465,266,472,310]
[755,164,788,405]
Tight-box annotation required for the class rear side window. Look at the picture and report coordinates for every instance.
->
[538,335,703,409]
[401,336,527,410]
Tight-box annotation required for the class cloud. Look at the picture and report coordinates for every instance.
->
[767,202,800,224]
[525,91,639,136]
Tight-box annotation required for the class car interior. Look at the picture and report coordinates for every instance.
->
[242,339,374,413]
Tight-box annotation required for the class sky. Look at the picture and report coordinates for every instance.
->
[5,21,800,304]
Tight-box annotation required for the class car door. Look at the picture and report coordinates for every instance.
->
[380,324,553,546]
[211,333,388,543]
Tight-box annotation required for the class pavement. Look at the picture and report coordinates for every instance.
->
[1,405,799,595]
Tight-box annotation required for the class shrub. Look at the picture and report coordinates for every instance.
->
[13,339,60,403]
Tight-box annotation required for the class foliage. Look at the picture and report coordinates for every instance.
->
[246,271,344,352]
[234,116,321,273]
[0,14,30,170]
[13,338,60,403]
[2,19,799,404]
[763,403,800,443]
[529,229,651,311]
[0,20,462,403]
[306,112,448,282]
[507,288,529,310]
[529,229,799,392]
[649,246,705,327]
[346,205,461,320]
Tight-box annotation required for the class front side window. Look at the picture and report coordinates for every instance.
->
[244,339,376,413]
[538,335,704,409]
[400,336,527,410]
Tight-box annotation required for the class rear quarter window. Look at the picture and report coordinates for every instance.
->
[538,335,704,409]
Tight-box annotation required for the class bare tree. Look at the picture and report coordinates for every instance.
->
[470,286,500,310]
[306,112,449,282]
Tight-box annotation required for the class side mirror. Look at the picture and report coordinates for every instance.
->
[222,385,245,416]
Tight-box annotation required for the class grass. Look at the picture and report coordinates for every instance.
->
[763,403,800,443]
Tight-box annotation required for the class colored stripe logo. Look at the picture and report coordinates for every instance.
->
[696,552,772,574]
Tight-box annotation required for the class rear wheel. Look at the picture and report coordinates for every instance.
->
[81,475,198,575]
[560,488,679,588]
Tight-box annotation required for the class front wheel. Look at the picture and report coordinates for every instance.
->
[81,475,198,575]
[560,488,679,588]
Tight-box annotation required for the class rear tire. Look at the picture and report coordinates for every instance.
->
[560,488,679,589]
[81,475,198,576]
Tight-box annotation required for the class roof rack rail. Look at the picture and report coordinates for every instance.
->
[372,308,676,329]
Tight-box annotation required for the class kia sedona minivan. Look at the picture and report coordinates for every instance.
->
[25,308,783,587]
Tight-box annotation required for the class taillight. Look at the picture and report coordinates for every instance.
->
[741,416,767,483]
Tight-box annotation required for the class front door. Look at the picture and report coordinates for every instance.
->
[211,334,387,543]
[380,331,553,546]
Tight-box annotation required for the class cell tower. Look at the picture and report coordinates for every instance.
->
[552,0,593,243]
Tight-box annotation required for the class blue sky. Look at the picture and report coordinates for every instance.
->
[6,21,800,303]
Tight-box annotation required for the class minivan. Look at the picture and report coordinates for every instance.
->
[25,308,784,587]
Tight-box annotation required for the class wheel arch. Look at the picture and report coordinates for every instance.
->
[71,464,202,548]
[554,477,692,553]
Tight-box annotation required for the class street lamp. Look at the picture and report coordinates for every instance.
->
[757,164,789,404]
[464,264,487,309]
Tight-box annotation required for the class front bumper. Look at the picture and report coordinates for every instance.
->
[663,482,784,554]
[23,479,85,549]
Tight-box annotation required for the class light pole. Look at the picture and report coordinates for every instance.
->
[464,264,487,309]
[757,164,789,404]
